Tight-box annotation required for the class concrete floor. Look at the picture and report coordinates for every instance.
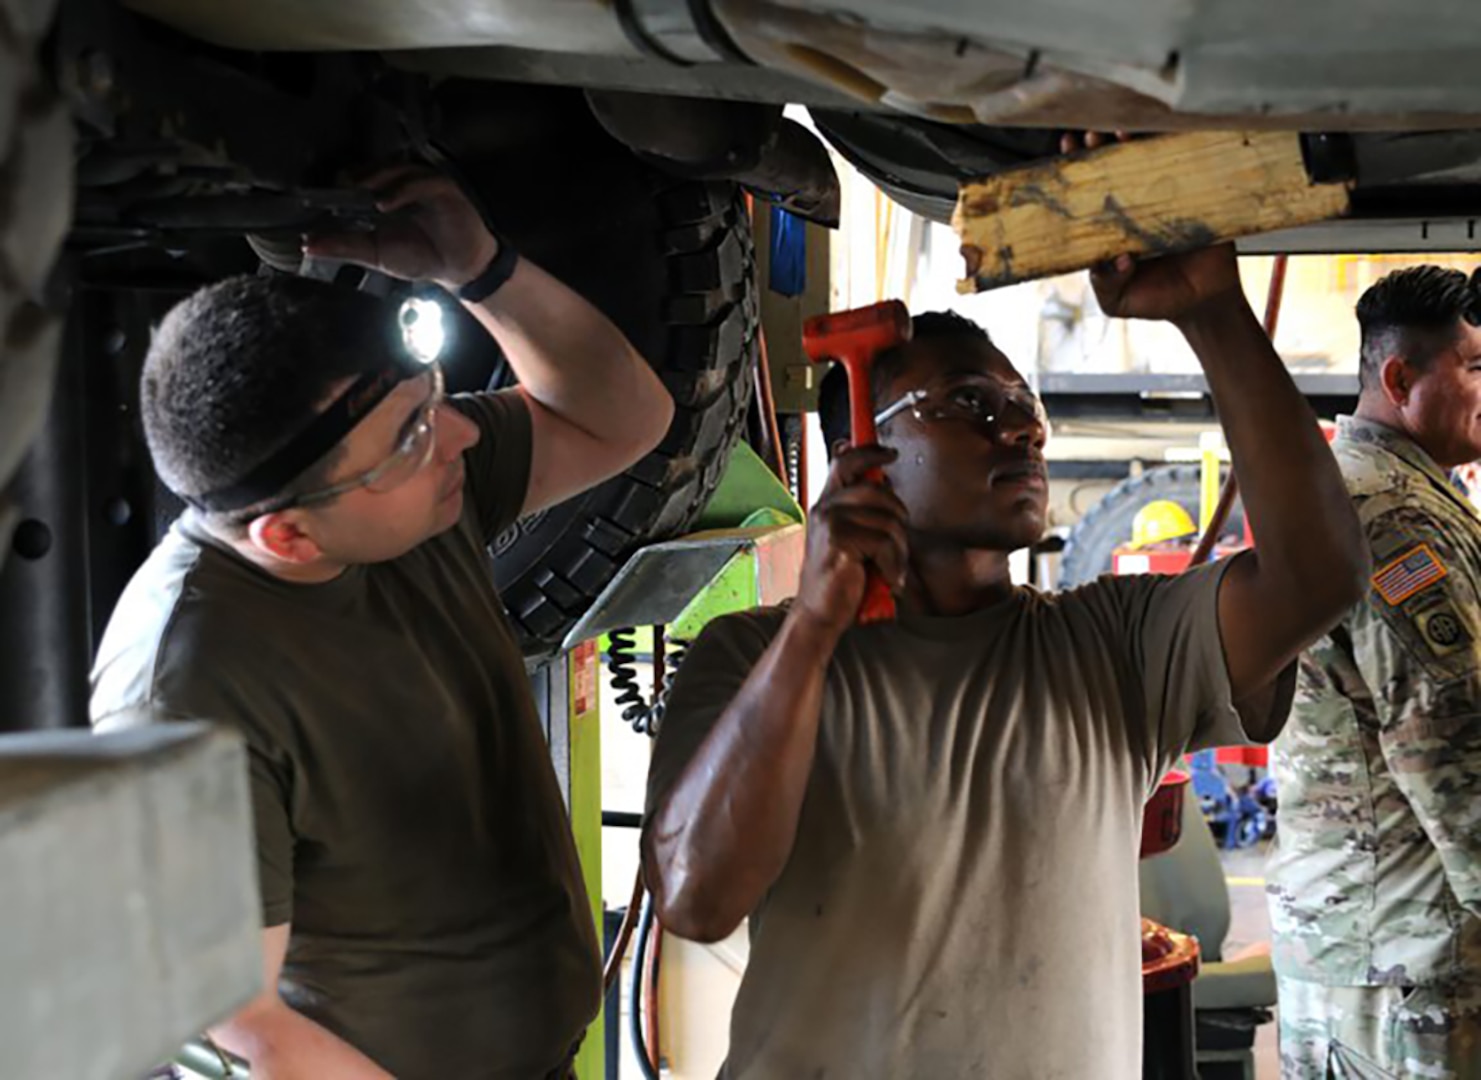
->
[1221,841,1281,1079]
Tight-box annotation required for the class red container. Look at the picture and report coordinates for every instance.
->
[1140,769,1189,859]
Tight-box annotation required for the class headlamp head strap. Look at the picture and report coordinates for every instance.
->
[184,363,413,515]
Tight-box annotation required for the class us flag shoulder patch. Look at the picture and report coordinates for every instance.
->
[1372,543,1448,606]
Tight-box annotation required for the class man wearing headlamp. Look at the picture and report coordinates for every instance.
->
[91,166,674,1080]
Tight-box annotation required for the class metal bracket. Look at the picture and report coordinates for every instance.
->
[561,523,803,650]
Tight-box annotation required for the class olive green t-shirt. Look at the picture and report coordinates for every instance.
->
[647,559,1289,1080]
[91,391,602,1079]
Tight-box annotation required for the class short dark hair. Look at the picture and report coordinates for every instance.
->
[142,275,399,520]
[1355,265,1481,392]
[818,310,991,454]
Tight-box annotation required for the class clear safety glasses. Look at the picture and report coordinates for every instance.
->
[280,363,446,510]
[874,373,1047,435]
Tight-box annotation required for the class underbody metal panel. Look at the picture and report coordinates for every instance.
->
[124,0,1481,129]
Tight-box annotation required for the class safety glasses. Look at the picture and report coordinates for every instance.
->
[874,372,1047,434]
[270,363,446,513]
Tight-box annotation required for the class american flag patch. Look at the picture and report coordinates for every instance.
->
[1372,544,1448,606]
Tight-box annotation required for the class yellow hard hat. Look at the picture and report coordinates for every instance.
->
[1130,500,1197,550]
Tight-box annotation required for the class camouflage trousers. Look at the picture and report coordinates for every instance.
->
[1278,976,1481,1079]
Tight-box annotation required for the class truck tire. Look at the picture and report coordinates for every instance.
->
[468,147,759,655]
[0,0,72,561]
[1059,465,1245,587]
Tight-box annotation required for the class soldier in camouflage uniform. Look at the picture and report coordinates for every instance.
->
[1269,265,1481,1079]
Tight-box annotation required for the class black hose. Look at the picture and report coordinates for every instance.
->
[608,627,659,736]
[630,891,660,1080]
[647,637,689,735]
[606,629,691,738]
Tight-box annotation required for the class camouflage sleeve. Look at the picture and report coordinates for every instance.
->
[1350,504,1481,915]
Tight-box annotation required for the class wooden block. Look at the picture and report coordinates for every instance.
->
[953,131,1353,293]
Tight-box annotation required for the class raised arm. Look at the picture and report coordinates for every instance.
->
[1093,245,1368,733]
[306,166,674,517]
[462,255,673,515]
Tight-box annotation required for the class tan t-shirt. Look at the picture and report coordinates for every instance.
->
[90,391,601,1080]
[648,559,1285,1080]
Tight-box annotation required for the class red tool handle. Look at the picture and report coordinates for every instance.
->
[858,575,896,624]
[857,486,898,624]
[802,300,911,627]
[853,409,897,625]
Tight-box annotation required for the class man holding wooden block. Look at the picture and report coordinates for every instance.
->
[642,222,1368,1076]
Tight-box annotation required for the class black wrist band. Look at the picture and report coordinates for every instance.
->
[456,235,519,303]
